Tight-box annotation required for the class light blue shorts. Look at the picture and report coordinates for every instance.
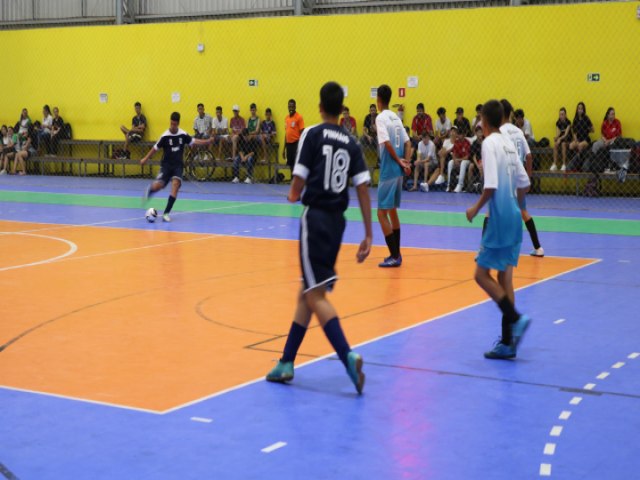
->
[476,243,521,272]
[377,176,403,210]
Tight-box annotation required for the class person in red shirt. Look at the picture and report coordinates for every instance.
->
[339,106,357,137]
[446,127,471,193]
[411,103,434,147]
[591,107,622,172]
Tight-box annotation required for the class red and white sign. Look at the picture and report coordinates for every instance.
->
[399,88,406,98]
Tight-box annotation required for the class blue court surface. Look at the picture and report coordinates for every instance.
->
[1,175,639,480]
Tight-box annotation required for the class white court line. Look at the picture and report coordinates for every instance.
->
[612,362,625,369]
[0,232,78,272]
[543,443,556,456]
[584,383,596,391]
[569,397,582,405]
[554,318,566,324]
[628,353,640,359]
[190,417,213,423]
[596,372,610,380]
[618,260,630,263]
[261,441,287,453]
[559,411,572,420]
[539,463,552,476]
[550,426,563,437]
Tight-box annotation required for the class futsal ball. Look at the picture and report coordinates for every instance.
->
[145,208,158,223]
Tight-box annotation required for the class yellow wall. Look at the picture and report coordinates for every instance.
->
[1,2,637,144]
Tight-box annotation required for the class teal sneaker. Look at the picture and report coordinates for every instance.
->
[484,339,516,360]
[347,352,365,394]
[512,315,531,348]
[265,360,294,383]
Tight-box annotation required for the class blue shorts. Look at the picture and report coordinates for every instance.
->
[476,243,521,272]
[377,176,403,210]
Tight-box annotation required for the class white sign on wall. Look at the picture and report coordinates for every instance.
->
[370,87,378,98]
[407,76,419,88]
[99,93,108,104]
[172,92,181,103]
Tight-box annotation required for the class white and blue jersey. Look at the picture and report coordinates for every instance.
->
[376,110,409,181]
[499,123,530,166]
[481,132,530,249]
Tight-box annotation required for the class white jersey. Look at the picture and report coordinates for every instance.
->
[500,123,530,165]
[417,140,436,164]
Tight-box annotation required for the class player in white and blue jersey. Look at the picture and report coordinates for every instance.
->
[499,99,544,257]
[265,82,372,394]
[466,100,532,360]
[375,85,412,268]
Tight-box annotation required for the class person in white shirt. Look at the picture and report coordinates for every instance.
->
[514,109,536,147]
[435,107,451,148]
[434,127,457,185]
[409,133,437,191]
[212,106,230,160]
[193,103,213,139]
[38,105,54,154]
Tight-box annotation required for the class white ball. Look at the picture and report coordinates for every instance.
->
[145,208,158,223]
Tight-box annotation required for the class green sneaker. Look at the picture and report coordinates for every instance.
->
[266,360,294,383]
[347,352,365,394]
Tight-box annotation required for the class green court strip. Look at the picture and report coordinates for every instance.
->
[1,190,638,236]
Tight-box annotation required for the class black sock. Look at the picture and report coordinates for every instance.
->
[384,233,398,258]
[164,195,176,214]
[482,217,489,237]
[322,317,351,368]
[281,322,307,363]
[525,218,541,250]
[497,296,520,325]
[393,228,401,257]
[501,314,512,345]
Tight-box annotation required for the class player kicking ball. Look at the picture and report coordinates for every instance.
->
[266,81,373,394]
[140,112,212,222]
[466,100,531,360]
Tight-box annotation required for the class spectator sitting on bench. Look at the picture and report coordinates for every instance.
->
[471,104,483,131]
[17,108,31,137]
[468,124,484,192]
[551,107,572,171]
[568,101,594,171]
[0,126,13,175]
[119,101,147,158]
[12,126,37,176]
[38,105,53,155]
[453,107,472,137]
[50,107,65,155]
[361,104,378,149]
[260,107,277,162]
[212,106,230,160]
[411,103,434,149]
[409,132,437,192]
[514,109,536,148]
[591,107,622,172]
[246,103,262,158]
[340,106,357,138]
[446,126,471,193]
[193,103,213,140]
[232,132,256,185]
[434,127,457,186]
[435,107,451,149]
[230,105,246,161]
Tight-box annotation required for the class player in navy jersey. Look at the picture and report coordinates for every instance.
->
[141,112,212,222]
[265,81,373,394]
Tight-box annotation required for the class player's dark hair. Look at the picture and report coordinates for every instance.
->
[369,104,376,109]
[499,99,513,121]
[437,107,446,115]
[476,104,483,112]
[320,81,344,117]
[250,103,257,109]
[514,109,525,119]
[134,102,141,108]
[377,85,392,106]
[417,103,424,110]
[288,99,296,105]
[170,112,181,123]
[343,106,349,113]
[216,106,222,111]
[603,107,614,121]
[266,108,272,113]
[482,100,504,130]
[197,103,204,109]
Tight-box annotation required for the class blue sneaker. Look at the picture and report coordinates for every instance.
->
[484,339,516,360]
[347,351,365,394]
[512,315,531,348]
[378,255,402,268]
[265,360,294,383]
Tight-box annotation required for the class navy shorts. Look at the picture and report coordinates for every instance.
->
[299,207,346,293]
[156,163,183,186]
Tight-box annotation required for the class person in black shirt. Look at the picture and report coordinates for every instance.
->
[141,112,212,222]
[361,104,378,147]
[50,107,65,155]
[569,102,594,171]
[551,107,572,171]
[453,107,472,137]
[468,124,484,190]
[120,101,147,155]
[266,81,372,395]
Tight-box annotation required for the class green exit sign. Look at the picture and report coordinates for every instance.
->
[587,73,601,82]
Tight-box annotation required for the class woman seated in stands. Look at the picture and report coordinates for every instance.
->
[591,107,622,171]
[12,127,37,176]
[568,102,593,171]
[0,126,17,175]
[551,107,571,171]
[39,105,53,155]
[50,107,65,155]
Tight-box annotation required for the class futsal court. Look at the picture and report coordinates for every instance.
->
[0,175,638,479]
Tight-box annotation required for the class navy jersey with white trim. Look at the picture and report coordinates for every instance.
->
[154,129,194,165]
[293,123,370,212]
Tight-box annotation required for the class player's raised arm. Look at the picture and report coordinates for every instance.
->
[140,145,158,165]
